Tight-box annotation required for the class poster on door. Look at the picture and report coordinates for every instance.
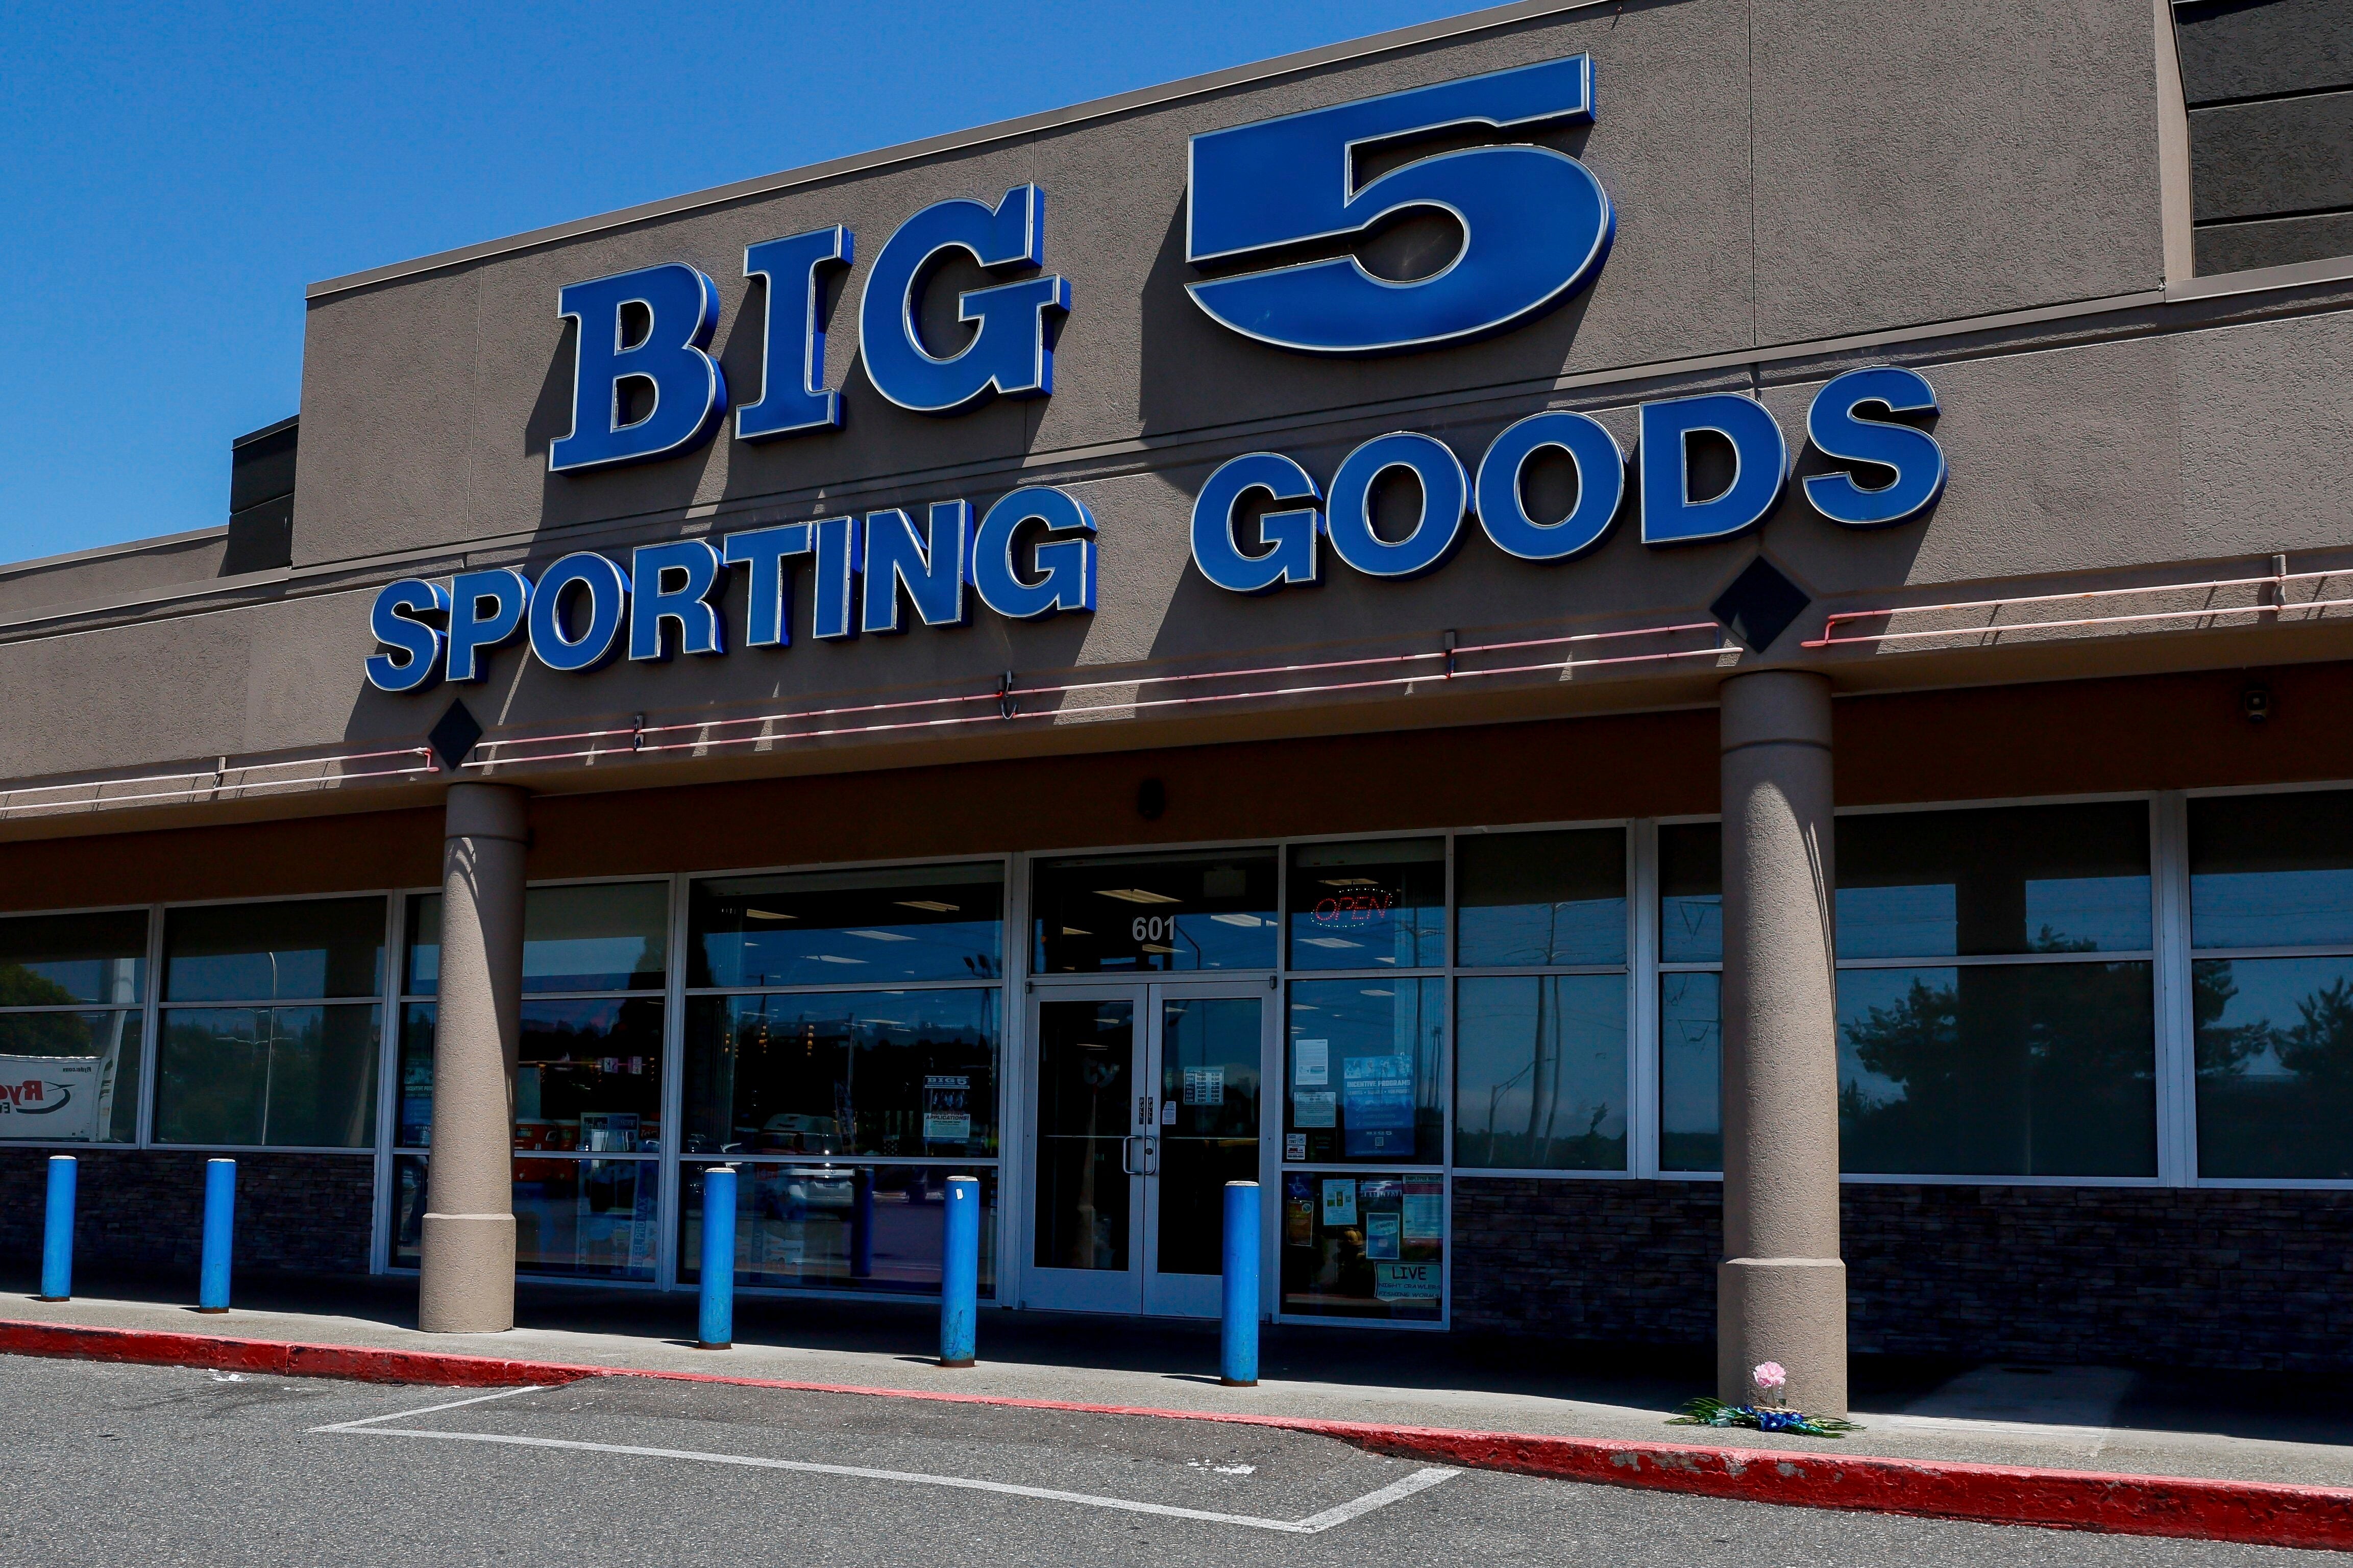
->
[923,1075,972,1147]
[1340,1053,1414,1156]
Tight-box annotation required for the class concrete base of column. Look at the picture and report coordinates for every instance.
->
[1718,1255,1849,1417]
[418,1212,517,1334]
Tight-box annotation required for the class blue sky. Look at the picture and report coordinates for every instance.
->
[1,0,1470,565]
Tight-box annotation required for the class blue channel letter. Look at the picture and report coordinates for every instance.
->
[858,186,1071,414]
[550,263,729,473]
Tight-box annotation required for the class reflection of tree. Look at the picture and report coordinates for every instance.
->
[2280,979,2353,1090]
[1839,961,2154,1176]
[2191,960,2265,1077]
[0,967,92,1054]
[2194,960,2353,1178]
[0,967,75,1007]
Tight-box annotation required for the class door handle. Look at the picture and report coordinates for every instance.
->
[1141,1136,1159,1175]
[1121,1135,1140,1176]
[1120,1136,1160,1176]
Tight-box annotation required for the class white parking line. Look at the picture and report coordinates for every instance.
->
[312,1389,1456,1534]
[313,1385,548,1431]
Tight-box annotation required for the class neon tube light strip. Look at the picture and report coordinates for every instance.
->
[461,621,1732,770]
[1804,568,2350,649]
[0,751,438,818]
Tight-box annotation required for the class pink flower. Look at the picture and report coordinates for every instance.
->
[1752,1361,1787,1391]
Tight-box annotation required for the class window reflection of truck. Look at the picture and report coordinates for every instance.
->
[750,1113,845,1154]
[749,1164,856,1222]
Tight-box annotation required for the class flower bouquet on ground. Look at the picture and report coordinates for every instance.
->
[1669,1362,1865,1438]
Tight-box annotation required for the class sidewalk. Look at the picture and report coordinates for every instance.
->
[5,1270,2347,1491]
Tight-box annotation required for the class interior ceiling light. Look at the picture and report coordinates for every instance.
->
[895,900,958,913]
[1094,887,1181,904]
[745,909,793,920]
[1319,877,1381,887]
[1061,926,1091,936]
[844,929,916,942]
[1208,913,1262,927]
[1300,936,1361,948]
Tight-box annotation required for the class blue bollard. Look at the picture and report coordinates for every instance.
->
[851,1169,874,1279]
[698,1166,736,1349]
[1220,1180,1260,1387]
[38,1156,76,1302]
[198,1158,235,1312]
[939,1175,978,1367]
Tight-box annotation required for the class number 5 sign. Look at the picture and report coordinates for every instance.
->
[1184,55,1613,356]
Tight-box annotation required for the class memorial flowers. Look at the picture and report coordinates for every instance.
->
[1669,1361,1864,1438]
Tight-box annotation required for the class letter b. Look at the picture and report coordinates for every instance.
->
[551,264,729,473]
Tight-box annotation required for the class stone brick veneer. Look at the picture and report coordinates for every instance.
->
[1453,1178,2353,1373]
[0,1149,374,1277]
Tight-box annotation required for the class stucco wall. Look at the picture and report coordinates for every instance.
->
[4,2,2349,816]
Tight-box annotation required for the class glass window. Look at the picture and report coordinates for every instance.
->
[396,1003,434,1149]
[154,1004,380,1147]
[1284,978,1443,1164]
[1836,963,2155,1176]
[2194,956,2353,1179]
[0,1009,142,1144]
[1659,825,1722,964]
[1836,803,2151,959]
[679,1162,997,1296]
[406,882,667,995]
[1032,850,1277,973]
[0,910,147,1004]
[2190,790,2353,951]
[1280,1172,1443,1322]
[683,988,998,1158]
[1455,829,1625,967]
[689,865,1002,988]
[165,898,385,1001]
[512,1156,659,1278]
[397,998,664,1151]
[1454,975,1626,1170]
[1659,972,1722,1172]
[516,999,664,1151]
[0,909,147,1146]
[393,1160,664,1283]
[1287,839,1444,970]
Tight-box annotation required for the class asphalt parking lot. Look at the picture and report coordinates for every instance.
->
[0,1356,2336,1566]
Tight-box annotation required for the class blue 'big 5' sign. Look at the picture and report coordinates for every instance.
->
[543,56,1617,477]
[1184,56,1612,355]
[367,56,1946,691]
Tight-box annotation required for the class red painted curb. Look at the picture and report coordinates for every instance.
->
[5,1317,2347,1551]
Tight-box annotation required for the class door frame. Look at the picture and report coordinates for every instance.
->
[1018,975,1278,1319]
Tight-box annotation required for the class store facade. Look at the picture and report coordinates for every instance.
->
[6,0,2353,1403]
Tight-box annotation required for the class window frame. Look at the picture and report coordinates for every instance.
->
[674,854,1013,1300]
[1449,821,1637,1180]
[2176,781,2353,1190]
[147,889,395,1156]
[0,899,156,1150]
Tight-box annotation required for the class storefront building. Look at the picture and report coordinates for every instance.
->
[5,1,2352,1406]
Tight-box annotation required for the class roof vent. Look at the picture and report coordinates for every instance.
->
[223,416,297,575]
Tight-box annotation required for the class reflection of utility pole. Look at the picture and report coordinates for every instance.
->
[261,950,279,1145]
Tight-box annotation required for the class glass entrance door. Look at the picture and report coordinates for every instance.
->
[1026,984,1267,1316]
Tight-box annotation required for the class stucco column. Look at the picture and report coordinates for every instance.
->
[419,783,528,1333]
[1717,670,1846,1415]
